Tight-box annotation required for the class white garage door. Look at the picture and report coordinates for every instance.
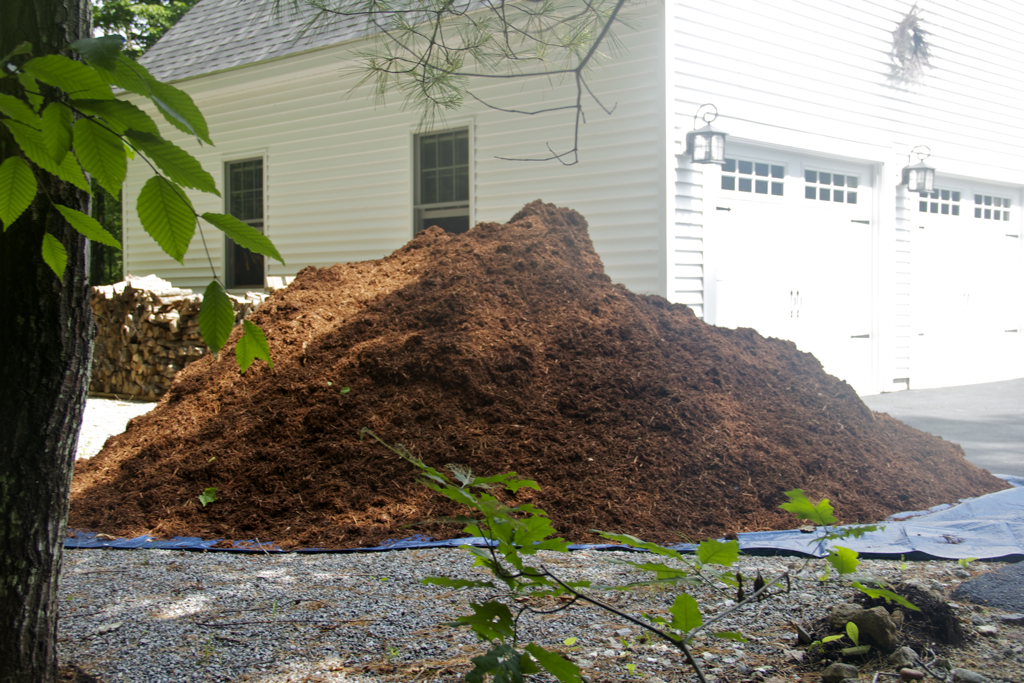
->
[911,183,1024,388]
[707,147,876,394]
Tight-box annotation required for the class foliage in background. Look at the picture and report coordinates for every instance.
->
[89,178,122,285]
[92,0,199,59]
[0,36,279,369]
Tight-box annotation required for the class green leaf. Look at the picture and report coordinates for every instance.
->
[18,72,43,111]
[452,602,516,643]
[465,644,530,683]
[198,487,218,507]
[422,577,497,590]
[54,204,120,248]
[3,120,56,171]
[2,119,89,193]
[779,489,838,526]
[202,212,283,263]
[711,631,749,642]
[148,80,213,145]
[471,471,541,493]
[74,117,126,195]
[0,41,32,64]
[697,539,740,567]
[852,582,920,611]
[41,103,72,163]
[846,621,859,646]
[668,593,702,633]
[0,156,36,230]
[236,320,272,373]
[826,546,860,575]
[0,92,41,128]
[74,99,160,136]
[822,634,844,643]
[137,176,195,262]
[21,54,113,100]
[524,643,584,683]
[70,36,124,72]
[41,232,67,279]
[198,280,235,357]
[594,531,685,562]
[56,152,91,194]
[125,130,217,195]
[100,55,156,98]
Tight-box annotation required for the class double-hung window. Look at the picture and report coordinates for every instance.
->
[224,158,265,289]
[415,130,469,234]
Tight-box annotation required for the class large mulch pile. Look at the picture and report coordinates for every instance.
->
[70,201,1009,549]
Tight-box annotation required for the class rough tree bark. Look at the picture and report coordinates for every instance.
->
[0,1,94,681]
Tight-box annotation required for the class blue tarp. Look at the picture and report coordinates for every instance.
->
[65,475,1024,561]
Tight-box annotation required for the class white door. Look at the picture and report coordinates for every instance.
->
[709,148,875,394]
[912,184,1024,388]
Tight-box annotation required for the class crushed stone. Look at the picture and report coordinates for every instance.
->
[58,548,1024,682]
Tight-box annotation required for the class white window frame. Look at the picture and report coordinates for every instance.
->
[412,124,473,235]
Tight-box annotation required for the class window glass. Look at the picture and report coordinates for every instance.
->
[918,188,961,216]
[225,159,264,289]
[416,130,470,234]
[805,168,859,204]
[973,194,1012,221]
[722,157,784,196]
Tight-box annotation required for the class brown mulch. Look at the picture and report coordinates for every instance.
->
[69,201,1009,549]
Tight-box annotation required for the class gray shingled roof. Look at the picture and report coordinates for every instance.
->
[140,0,370,82]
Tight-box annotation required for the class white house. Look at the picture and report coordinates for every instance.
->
[122,0,1024,395]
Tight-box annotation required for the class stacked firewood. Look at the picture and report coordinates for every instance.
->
[89,275,267,399]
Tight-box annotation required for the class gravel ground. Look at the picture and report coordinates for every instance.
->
[62,399,1024,682]
[58,549,1024,683]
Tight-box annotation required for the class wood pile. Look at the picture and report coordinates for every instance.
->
[89,275,266,399]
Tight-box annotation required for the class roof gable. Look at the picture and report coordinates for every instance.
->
[140,0,370,82]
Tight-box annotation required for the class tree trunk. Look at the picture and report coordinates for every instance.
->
[0,1,93,682]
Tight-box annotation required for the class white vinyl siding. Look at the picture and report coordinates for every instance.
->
[121,3,665,297]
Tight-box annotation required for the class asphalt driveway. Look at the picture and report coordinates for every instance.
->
[862,378,1024,478]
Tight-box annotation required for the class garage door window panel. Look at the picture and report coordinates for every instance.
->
[974,194,1011,221]
[918,189,960,216]
[805,169,858,204]
[722,158,784,195]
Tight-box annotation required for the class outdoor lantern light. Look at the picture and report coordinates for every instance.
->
[902,145,936,193]
[685,103,728,165]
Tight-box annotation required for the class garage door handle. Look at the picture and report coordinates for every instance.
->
[851,219,870,224]
[716,207,731,211]
[851,334,870,339]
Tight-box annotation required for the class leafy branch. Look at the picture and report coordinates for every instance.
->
[0,36,279,371]
[297,0,632,164]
